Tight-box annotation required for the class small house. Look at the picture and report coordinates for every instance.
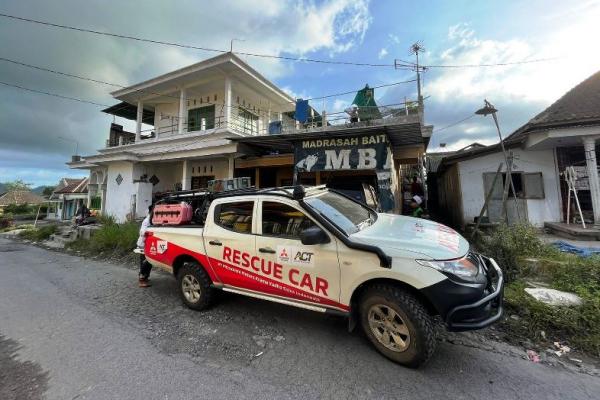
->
[431,70,600,232]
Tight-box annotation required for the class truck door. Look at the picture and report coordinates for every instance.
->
[255,199,344,311]
[203,199,256,287]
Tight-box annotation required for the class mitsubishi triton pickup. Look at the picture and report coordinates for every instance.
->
[143,185,504,367]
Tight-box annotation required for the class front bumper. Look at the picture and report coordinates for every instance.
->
[420,254,504,332]
[445,255,504,331]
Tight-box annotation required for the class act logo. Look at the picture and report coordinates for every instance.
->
[149,243,157,256]
[294,251,313,263]
[157,240,168,254]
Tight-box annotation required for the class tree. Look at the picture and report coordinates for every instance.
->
[42,186,55,196]
[5,179,32,192]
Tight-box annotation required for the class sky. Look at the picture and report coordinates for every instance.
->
[1,0,600,186]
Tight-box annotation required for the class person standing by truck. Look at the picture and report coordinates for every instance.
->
[137,205,154,288]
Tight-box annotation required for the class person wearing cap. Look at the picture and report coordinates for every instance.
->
[410,195,424,218]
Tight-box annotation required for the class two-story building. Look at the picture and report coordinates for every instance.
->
[70,53,295,221]
[70,52,431,221]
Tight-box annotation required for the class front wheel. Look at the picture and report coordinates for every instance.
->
[177,261,215,311]
[359,284,437,368]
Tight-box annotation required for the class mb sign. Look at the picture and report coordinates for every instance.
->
[294,133,391,172]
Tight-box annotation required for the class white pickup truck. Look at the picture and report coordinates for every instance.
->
[144,186,503,367]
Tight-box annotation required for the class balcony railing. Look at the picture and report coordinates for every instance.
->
[105,103,422,148]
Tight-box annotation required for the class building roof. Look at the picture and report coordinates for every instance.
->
[54,177,88,194]
[0,190,46,206]
[435,71,600,171]
[506,70,600,143]
[109,52,294,106]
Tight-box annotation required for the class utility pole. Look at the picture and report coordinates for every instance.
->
[410,42,425,112]
[394,42,426,118]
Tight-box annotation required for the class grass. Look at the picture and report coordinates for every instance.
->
[475,223,600,357]
[18,224,59,241]
[67,220,139,261]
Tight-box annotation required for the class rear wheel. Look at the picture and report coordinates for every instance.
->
[359,284,436,367]
[177,261,215,310]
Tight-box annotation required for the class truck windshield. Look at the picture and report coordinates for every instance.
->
[304,191,376,235]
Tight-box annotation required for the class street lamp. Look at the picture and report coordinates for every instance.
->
[475,100,520,221]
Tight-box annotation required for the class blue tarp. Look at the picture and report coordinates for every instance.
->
[552,241,600,257]
[295,99,309,123]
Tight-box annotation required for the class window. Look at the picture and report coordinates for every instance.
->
[483,171,545,200]
[304,191,376,235]
[238,107,259,135]
[215,201,253,233]
[261,201,315,239]
[191,176,214,190]
[188,105,215,131]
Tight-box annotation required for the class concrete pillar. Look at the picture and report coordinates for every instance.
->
[99,188,105,214]
[225,77,232,127]
[583,136,600,225]
[228,155,235,178]
[178,88,187,134]
[182,160,191,190]
[135,101,143,142]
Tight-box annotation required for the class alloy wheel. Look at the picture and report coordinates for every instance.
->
[181,274,202,303]
[368,304,411,352]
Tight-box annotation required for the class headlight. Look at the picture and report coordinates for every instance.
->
[416,257,479,280]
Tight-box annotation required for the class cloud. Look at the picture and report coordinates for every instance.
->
[388,6,600,152]
[0,0,373,185]
[378,48,388,59]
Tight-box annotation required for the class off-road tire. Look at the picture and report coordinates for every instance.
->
[359,284,437,368]
[177,261,215,311]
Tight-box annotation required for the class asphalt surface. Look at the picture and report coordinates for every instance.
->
[1,237,599,400]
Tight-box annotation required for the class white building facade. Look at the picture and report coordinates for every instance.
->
[70,53,294,221]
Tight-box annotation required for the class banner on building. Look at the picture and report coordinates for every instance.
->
[293,133,391,172]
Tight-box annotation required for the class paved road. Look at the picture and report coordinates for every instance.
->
[1,237,599,400]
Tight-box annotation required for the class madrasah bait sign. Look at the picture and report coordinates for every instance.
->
[294,133,392,172]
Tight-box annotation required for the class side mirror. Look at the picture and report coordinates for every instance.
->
[299,226,330,245]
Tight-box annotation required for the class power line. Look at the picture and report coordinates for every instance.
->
[423,57,560,69]
[432,114,475,133]
[0,80,109,107]
[0,56,416,109]
[0,12,561,71]
[304,79,417,102]
[0,12,398,69]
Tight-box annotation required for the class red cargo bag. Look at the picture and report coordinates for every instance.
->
[153,202,193,225]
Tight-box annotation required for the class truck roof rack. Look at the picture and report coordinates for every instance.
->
[210,185,328,200]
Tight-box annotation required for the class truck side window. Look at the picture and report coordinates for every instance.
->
[215,201,253,234]
[261,201,314,239]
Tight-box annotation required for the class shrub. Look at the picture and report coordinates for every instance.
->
[0,216,13,229]
[4,203,34,215]
[68,221,139,258]
[97,214,117,226]
[18,224,58,241]
[474,223,546,282]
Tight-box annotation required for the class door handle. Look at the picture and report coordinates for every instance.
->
[259,247,276,254]
[209,240,222,246]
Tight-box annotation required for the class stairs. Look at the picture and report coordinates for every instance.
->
[46,224,101,248]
